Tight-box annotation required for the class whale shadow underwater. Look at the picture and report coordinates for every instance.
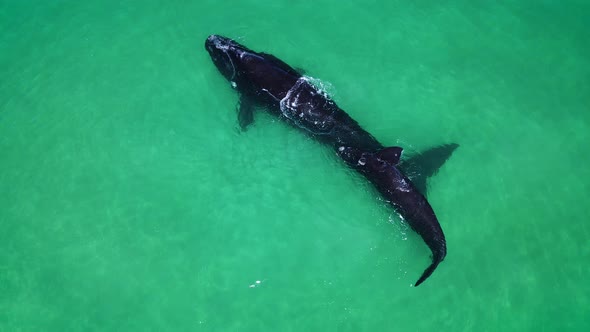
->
[205,35,459,286]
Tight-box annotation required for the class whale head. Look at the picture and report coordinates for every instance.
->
[205,35,255,83]
[205,35,302,99]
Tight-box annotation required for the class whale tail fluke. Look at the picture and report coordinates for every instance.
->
[414,247,445,287]
[399,143,460,196]
[414,260,440,287]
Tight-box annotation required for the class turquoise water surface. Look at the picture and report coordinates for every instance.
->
[1,1,589,331]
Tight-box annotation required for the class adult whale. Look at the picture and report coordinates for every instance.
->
[205,34,457,286]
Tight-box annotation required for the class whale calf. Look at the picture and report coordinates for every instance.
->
[205,34,458,286]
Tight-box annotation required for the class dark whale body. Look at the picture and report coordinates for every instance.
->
[205,35,457,286]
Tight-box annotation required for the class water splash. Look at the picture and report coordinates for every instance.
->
[304,76,337,99]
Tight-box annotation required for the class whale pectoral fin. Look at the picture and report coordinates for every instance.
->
[399,143,459,196]
[376,146,404,164]
[237,96,255,131]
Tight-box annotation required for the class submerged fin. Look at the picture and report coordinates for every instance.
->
[237,96,255,130]
[399,143,459,196]
[376,146,403,164]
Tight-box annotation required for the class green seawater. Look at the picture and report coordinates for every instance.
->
[1,1,589,331]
